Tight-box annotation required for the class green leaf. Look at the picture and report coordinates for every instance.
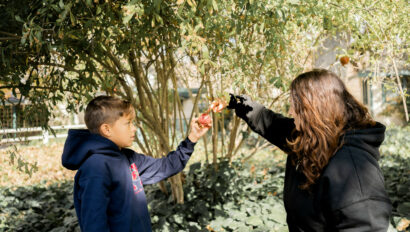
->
[155,14,163,25]
[15,15,24,23]
[276,9,285,22]
[202,44,209,59]
[123,14,134,25]
[229,210,247,220]
[199,62,205,75]
[154,0,162,12]
[96,6,102,15]
[20,32,27,45]
[270,205,287,224]
[49,227,66,232]
[277,225,290,232]
[246,215,264,226]
[70,11,75,26]
[27,200,41,208]
[227,220,245,230]
[170,214,184,225]
[237,225,251,232]
[209,216,226,230]
[397,202,410,216]
[59,0,64,9]
[288,0,300,4]
[212,0,218,11]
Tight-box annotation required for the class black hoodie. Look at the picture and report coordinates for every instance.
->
[230,95,392,232]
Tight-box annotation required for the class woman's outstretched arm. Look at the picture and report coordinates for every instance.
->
[229,94,296,153]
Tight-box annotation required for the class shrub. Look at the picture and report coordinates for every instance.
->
[380,126,410,230]
[0,127,408,231]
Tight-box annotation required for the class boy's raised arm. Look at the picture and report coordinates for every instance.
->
[130,117,211,185]
[131,137,196,184]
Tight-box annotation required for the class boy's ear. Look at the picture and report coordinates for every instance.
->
[99,123,112,137]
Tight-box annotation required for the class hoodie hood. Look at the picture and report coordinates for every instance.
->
[62,129,121,170]
[343,122,386,160]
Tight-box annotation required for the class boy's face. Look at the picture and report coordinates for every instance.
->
[100,114,137,148]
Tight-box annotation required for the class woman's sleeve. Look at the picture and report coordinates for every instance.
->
[229,94,295,153]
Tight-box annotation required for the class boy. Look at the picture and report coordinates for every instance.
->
[61,96,211,232]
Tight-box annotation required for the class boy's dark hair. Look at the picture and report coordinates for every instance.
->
[85,96,134,134]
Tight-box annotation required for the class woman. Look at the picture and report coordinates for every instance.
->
[227,69,392,231]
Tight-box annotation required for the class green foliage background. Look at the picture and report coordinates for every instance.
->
[1,126,408,231]
[0,0,409,230]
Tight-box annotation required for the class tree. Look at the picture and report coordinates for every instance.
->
[1,0,408,203]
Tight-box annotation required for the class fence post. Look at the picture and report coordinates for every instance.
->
[12,105,17,138]
[74,114,79,125]
[43,129,49,144]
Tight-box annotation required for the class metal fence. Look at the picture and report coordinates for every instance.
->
[0,124,86,145]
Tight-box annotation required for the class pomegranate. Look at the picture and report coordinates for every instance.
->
[198,113,212,128]
[208,98,227,113]
[340,56,350,66]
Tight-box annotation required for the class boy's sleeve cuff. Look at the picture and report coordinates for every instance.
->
[184,137,197,149]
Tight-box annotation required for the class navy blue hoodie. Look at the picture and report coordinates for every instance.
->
[61,129,196,232]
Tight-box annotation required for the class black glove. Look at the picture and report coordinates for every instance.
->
[227,93,238,109]
[227,94,251,109]
[227,94,256,119]
[226,93,236,110]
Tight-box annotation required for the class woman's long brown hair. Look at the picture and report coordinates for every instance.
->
[287,69,376,190]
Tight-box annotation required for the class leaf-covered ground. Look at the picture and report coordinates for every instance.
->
[146,159,288,232]
[0,127,409,231]
[0,139,75,187]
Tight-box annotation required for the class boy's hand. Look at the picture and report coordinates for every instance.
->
[188,117,212,143]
